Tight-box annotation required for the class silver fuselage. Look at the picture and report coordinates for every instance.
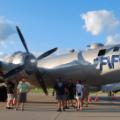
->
[1,44,120,89]
[37,45,120,87]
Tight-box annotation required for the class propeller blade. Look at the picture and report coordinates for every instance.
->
[16,26,29,53]
[35,70,48,95]
[37,47,58,60]
[4,65,24,79]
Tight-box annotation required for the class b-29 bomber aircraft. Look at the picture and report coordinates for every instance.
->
[1,26,120,95]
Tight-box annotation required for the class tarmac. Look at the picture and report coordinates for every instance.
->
[0,93,120,120]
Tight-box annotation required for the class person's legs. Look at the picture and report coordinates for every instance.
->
[16,94,21,110]
[57,100,61,111]
[16,99,25,111]
[6,94,13,109]
[74,98,77,108]
[76,98,80,110]
[16,101,20,110]
[71,99,75,107]
[56,95,62,111]
[63,98,67,109]
[16,101,25,111]
[69,97,74,107]
[6,99,11,108]
[79,92,83,110]
[62,99,65,110]
[84,98,88,107]
[21,93,27,111]
[79,98,83,110]
[21,102,24,111]
[60,100,62,110]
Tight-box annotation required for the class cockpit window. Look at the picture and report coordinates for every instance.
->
[113,47,119,52]
[98,49,106,56]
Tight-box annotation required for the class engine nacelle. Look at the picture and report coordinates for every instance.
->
[9,51,37,74]
[9,51,27,65]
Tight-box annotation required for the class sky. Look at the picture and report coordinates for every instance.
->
[0,0,120,55]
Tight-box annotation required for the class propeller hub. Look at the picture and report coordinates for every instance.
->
[24,53,37,73]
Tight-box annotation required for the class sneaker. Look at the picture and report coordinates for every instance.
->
[57,108,61,112]
[63,106,68,110]
[6,107,13,109]
[21,108,24,111]
[66,106,69,109]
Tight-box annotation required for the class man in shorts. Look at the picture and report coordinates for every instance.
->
[16,77,30,111]
[53,77,65,112]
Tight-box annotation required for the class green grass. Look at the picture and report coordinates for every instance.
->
[30,88,120,95]
[31,88,53,93]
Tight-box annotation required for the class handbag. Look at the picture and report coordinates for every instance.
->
[12,98,17,105]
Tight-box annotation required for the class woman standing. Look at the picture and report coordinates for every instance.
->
[75,80,84,110]
[5,81,15,109]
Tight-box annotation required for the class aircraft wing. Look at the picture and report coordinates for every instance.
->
[42,60,101,87]
[101,82,120,92]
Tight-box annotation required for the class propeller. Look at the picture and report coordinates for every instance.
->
[35,70,48,95]
[4,26,58,95]
[16,26,29,53]
[37,47,58,60]
[3,65,24,79]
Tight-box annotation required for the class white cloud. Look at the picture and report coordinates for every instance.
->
[81,10,119,36]
[105,34,120,45]
[0,53,10,63]
[0,16,16,46]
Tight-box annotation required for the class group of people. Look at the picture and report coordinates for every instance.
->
[1,73,89,112]
[5,77,30,111]
[53,78,89,111]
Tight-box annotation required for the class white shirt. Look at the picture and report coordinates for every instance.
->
[76,83,83,94]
